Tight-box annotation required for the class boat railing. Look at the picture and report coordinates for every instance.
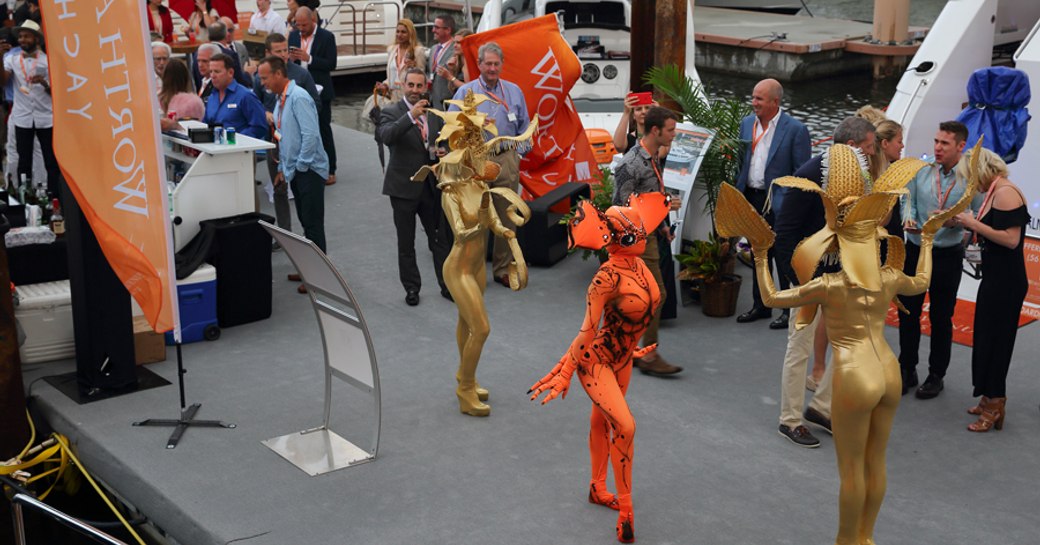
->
[1013,18,1040,62]
[322,0,402,57]
[9,492,129,545]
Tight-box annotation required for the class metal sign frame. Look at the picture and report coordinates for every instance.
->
[259,222,382,476]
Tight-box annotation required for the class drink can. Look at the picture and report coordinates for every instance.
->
[225,127,236,145]
[214,126,225,144]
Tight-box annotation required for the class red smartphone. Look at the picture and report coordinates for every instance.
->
[627,92,653,106]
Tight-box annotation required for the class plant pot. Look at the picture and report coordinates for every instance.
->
[701,274,742,317]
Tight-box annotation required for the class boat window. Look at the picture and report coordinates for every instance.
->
[546,2,628,30]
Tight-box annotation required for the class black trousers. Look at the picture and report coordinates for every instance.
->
[898,242,964,378]
[289,169,326,253]
[15,124,61,197]
[390,184,449,293]
[318,99,336,175]
[745,186,790,314]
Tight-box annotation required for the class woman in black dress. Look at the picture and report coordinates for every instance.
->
[953,148,1030,432]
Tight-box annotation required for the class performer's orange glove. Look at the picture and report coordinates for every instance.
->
[529,354,575,405]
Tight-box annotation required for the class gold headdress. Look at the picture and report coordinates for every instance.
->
[771,144,927,293]
[412,90,538,188]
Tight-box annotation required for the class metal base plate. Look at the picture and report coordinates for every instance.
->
[262,429,373,476]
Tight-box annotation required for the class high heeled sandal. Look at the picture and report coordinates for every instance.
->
[968,397,1006,432]
[588,484,619,510]
[967,396,989,415]
[616,512,634,543]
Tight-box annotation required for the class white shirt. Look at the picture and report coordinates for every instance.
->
[748,109,780,189]
[4,50,53,129]
[249,9,285,35]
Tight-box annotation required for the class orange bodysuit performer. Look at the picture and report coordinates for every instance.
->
[529,192,671,544]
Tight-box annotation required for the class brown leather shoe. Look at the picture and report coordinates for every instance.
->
[633,353,682,376]
[287,273,302,282]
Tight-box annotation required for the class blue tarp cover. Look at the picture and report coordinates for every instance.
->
[956,66,1031,163]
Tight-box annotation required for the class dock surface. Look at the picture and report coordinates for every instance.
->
[22,125,1040,545]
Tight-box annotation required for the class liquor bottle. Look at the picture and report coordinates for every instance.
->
[18,173,30,205]
[35,184,47,220]
[44,196,53,224]
[49,198,65,236]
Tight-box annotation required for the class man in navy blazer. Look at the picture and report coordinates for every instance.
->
[734,78,811,329]
[289,7,338,185]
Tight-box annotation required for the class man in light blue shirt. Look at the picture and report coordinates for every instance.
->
[259,56,329,294]
[448,41,530,287]
[898,120,982,399]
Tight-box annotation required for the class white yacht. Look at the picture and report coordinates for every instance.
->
[887,0,1040,234]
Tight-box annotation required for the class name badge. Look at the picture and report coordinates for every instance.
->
[273,129,282,142]
[507,112,517,123]
[228,103,238,109]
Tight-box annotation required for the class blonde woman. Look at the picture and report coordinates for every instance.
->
[953,148,1029,432]
[379,19,426,102]
[446,29,473,93]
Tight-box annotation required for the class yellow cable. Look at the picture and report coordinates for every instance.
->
[52,434,147,545]
[18,409,37,459]
[0,444,61,475]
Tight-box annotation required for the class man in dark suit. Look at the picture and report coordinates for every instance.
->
[289,7,338,185]
[190,22,251,89]
[376,68,451,306]
[426,14,456,150]
[734,78,811,329]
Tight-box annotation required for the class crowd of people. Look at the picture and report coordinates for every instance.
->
[1,3,1031,542]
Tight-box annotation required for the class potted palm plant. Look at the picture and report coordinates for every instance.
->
[645,65,750,316]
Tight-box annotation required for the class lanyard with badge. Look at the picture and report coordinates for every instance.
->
[18,54,37,95]
[751,118,769,154]
[964,178,1001,265]
[273,89,287,143]
[479,79,517,124]
[639,140,665,192]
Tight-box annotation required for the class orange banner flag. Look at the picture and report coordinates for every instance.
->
[40,0,178,334]
[461,15,598,198]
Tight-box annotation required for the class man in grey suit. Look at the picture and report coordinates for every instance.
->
[426,14,456,149]
[734,78,811,329]
[376,68,451,306]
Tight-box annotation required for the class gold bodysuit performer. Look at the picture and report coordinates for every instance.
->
[413,91,537,416]
[715,142,979,545]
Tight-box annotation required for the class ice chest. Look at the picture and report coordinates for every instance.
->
[166,264,220,345]
[15,280,74,364]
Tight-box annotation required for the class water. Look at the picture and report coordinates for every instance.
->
[330,0,951,148]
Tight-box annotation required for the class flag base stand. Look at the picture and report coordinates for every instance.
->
[133,344,235,449]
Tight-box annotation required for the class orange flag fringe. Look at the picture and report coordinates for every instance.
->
[461,15,598,199]
[40,0,178,333]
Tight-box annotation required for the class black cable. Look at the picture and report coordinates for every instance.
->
[800,0,814,17]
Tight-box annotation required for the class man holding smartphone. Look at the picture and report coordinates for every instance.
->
[1,20,59,197]
[376,68,451,306]
[288,7,338,185]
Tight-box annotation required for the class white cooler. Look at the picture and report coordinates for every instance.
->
[15,280,75,364]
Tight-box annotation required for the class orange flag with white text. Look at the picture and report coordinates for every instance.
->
[461,15,597,198]
[40,0,178,334]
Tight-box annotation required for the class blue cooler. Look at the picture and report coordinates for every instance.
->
[166,264,220,344]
